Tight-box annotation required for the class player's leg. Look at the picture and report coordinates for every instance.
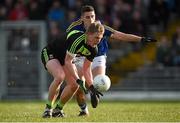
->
[51,81,66,117]
[75,55,106,116]
[75,64,89,116]
[51,83,61,107]
[52,57,88,116]
[52,57,84,107]
[53,66,79,117]
[76,88,89,116]
[72,57,89,116]
[52,80,66,106]
[42,59,65,118]
[91,55,106,77]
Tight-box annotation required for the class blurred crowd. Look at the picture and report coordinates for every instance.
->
[0,0,180,66]
[156,26,180,66]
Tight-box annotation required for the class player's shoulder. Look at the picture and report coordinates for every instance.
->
[73,31,84,37]
[103,25,115,32]
[97,20,115,33]
[66,19,83,32]
[67,30,85,40]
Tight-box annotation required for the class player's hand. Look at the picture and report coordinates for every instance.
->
[89,85,103,108]
[76,79,88,94]
[141,37,157,44]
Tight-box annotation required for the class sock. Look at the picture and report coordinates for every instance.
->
[53,101,58,108]
[46,100,52,109]
[79,103,88,112]
[56,100,64,110]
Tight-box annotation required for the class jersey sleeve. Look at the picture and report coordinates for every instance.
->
[66,33,85,55]
[66,19,86,33]
[103,25,115,37]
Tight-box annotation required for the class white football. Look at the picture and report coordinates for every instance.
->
[93,75,111,92]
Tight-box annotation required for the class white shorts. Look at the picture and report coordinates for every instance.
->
[74,55,107,70]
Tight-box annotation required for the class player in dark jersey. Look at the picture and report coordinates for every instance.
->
[53,5,157,116]
[41,21,104,118]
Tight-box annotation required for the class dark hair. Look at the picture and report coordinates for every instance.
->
[81,5,95,15]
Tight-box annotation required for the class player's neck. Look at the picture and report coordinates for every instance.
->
[84,24,89,30]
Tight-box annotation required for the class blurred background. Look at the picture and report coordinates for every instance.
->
[0,0,180,101]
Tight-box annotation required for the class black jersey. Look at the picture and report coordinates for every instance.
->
[66,19,114,56]
[45,31,98,65]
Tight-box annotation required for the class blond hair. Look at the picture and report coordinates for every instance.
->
[86,21,104,34]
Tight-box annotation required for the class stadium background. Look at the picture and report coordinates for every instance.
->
[0,0,180,101]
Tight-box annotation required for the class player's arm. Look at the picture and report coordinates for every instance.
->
[104,25,157,43]
[111,31,157,43]
[66,19,82,33]
[111,30,142,42]
[82,58,93,87]
[65,51,89,94]
[83,58,103,108]
[64,51,79,81]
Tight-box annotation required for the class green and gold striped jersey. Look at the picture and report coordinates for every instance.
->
[66,19,115,56]
[48,31,98,62]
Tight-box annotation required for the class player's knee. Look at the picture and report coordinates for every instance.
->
[54,73,65,84]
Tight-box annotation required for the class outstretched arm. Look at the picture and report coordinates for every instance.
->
[110,30,157,43]
[110,30,142,42]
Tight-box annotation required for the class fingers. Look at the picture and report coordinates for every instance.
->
[90,93,99,108]
[147,37,157,42]
[141,37,157,43]
[95,91,103,99]
[151,38,157,42]
[96,94,100,98]
[97,91,103,96]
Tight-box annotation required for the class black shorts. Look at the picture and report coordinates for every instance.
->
[41,46,65,69]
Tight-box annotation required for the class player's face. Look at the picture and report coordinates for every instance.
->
[88,32,104,47]
[81,11,96,28]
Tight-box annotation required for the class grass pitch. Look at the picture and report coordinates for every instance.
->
[0,100,179,122]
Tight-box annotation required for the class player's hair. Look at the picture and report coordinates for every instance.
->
[86,21,104,34]
[81,5,95,15]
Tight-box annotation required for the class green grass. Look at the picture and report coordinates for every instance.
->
[0,100,180,122]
